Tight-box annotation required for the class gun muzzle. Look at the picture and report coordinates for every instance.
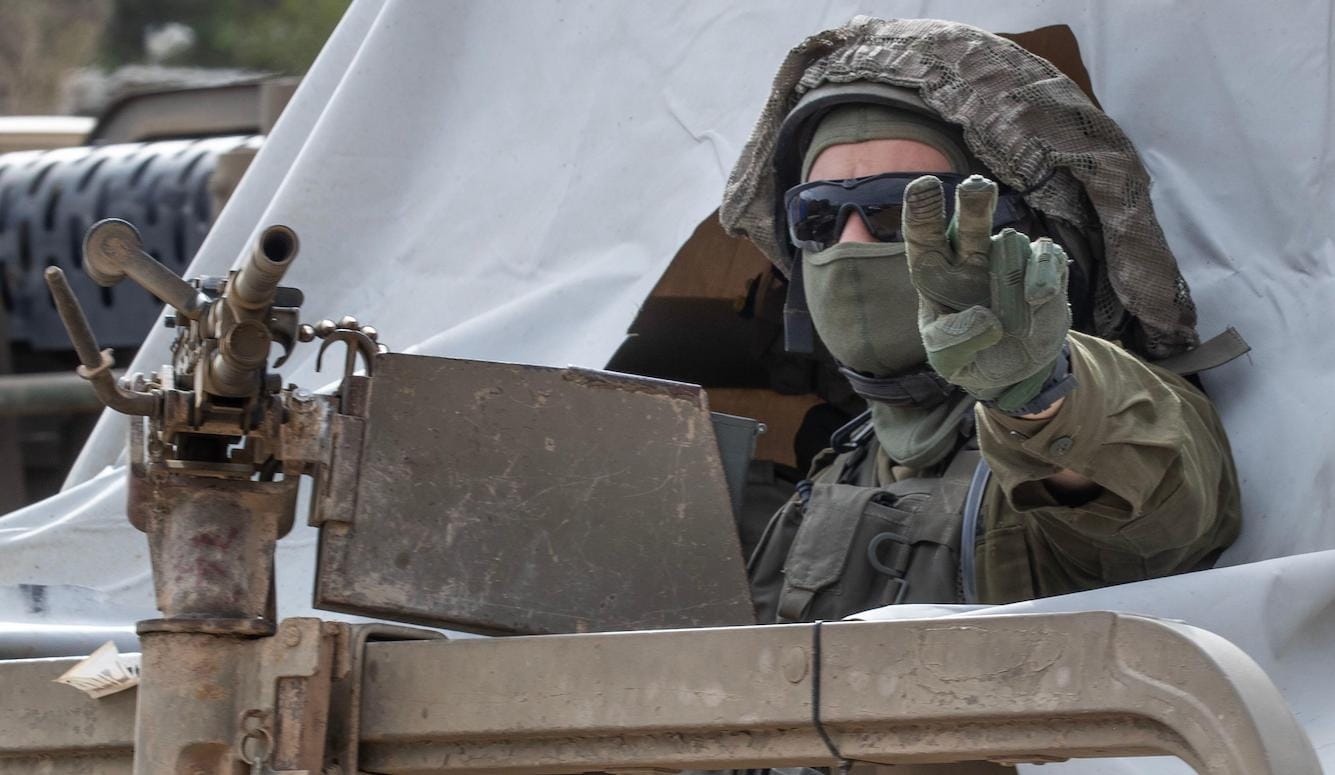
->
[229,225,298,312]
[205,225,300,398]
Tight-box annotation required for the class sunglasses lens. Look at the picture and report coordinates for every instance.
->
[786,173,1027,251]
[786,173,935,250]
[789,196,839,246]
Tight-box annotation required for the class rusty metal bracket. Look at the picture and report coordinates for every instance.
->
[129,468,299,636]
[325,622,446,774]
[128,618,342,773]
[240,619,344,774]
[0,619,440,774]
[309,408,366,528]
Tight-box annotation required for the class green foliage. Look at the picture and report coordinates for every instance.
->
[101,0,350,74]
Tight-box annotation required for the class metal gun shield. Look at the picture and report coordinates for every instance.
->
[313,352,755,635]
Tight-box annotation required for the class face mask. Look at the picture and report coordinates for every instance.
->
[802,240,926,378]
[804,240,972,470]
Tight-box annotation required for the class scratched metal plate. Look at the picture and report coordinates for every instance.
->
[314,353,756,635]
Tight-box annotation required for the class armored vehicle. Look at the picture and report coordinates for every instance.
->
[0,4,1330,775]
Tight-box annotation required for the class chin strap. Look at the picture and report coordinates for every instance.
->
[783,255,816,353]
[838,363,961,408]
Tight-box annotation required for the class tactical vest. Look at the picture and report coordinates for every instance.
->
[747,420,984,623]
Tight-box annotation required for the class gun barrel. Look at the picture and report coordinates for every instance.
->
[230,225,298,312]
[206,225,300,398]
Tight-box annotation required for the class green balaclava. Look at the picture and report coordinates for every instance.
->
[799,103,976,469]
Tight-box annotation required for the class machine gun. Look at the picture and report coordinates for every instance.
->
[45,219,381,637]
[12,219,1318,775]
[49,218,379,474]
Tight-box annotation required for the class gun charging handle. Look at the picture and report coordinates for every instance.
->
[43,266,157,416]
[83,219,210,320]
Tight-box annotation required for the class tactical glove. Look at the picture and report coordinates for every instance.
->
[903,174,1072,414]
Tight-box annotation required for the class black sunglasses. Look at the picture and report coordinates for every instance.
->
[784,172,1029,251]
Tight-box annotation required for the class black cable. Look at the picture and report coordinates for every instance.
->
[810,621,854,775]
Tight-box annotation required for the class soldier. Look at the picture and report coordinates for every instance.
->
[721,18,1242,617]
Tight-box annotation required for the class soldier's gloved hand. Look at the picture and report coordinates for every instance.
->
[902,174,1072,414]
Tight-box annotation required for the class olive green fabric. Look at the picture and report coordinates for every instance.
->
[800,103,970,179]
[904,174,1072,410]
[803,241,925,376]
[869,392,973,470]
[972,331,1241,603]
[804,239,972,469]
[747,443,976,622]
[747,330,1240,609]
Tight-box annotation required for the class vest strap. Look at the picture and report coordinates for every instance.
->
[1150,327,1250,376]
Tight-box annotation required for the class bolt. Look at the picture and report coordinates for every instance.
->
[337,315,359,330]
[360,325,378,341]
[298,323,316,342]
[314,319,336,337]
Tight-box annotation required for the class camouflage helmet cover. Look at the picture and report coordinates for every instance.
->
[719,16,1200,357]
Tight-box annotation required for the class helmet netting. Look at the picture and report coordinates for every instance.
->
[720,17,1199,357]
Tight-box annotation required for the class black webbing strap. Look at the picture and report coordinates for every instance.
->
[838,364,961,408]
[1149,327,1250,376]
[982,343,1078,417]
[784,257,816,353]
[811,621,855,774]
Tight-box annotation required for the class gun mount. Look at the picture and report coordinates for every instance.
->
[46,220,336,633]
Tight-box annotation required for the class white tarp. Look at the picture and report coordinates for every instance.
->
[1,2,1332,771]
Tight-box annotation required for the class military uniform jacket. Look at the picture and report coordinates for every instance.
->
[756,331,1241,613]
[971,330,1241,603]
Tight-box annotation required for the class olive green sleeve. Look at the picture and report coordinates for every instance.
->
[973,330,1241,601]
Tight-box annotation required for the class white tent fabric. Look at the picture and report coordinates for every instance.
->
[2,1,1332,771]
